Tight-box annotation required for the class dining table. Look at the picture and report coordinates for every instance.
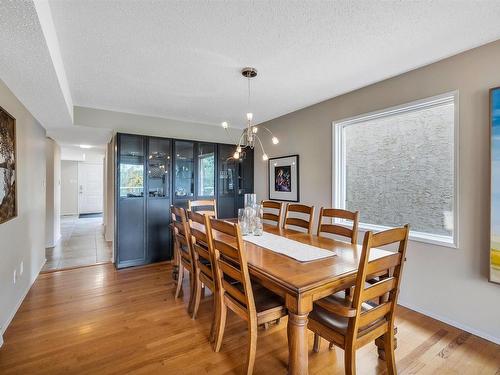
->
[190,221,397,375]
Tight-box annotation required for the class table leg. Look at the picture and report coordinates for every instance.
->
[287,312,309,375]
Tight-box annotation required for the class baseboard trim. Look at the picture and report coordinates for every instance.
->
[398,299,500,345]
[1,259,46,339]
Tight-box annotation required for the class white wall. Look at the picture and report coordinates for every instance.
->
[254,40,500,344]
[45,138,61,247]
[61,145,104,162]
[0,79,46,342]
[61,160,78,215]
[104,140,114,243]
[73,106,242,144]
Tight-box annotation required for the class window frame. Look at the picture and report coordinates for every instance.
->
[332,91,460,248]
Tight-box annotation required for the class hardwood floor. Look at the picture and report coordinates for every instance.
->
[0,263,498,374]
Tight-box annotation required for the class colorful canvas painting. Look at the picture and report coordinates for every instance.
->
[269,155,299,202]
[0,106,17,224]
[274,165,291,192]
[491,87,500,284]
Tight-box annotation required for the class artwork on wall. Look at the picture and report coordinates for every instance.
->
[0,106,17,224]
[268,154,299,202]
[491,88,500,284]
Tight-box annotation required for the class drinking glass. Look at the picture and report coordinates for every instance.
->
[238,208,249,235]
[253,204,264,236]
[244,193,257,208]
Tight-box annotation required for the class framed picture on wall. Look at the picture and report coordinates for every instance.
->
[490,87,500,284]
[268,154,299,202]
[0,105,17,224]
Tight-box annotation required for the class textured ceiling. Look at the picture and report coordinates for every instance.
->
[1,0,500,147]
[0,1,72,129]
[48,0,500,128]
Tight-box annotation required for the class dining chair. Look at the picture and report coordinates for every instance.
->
[207,218,287,375]
[308,224,410,375]
[187,210,219,342]
[261,200,283,227]
[283,203,315,234]
[171,206,196,313]
[188,199,217,218]
[317,208,359,244]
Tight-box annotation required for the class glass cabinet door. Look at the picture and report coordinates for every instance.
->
[147,138,171,198]
[197,143,215,198]
[174,141,194,199]
[119,134,145,198]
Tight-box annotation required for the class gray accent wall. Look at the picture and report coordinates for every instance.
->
[254,40,500,344]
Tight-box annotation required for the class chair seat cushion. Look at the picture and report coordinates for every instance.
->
[310,293,385,336]
[199,257,211,266]
[233,283,284,312]
[253,284,285,313]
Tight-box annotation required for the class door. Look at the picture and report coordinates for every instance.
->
[146,137,172,262]
[78,162,104,214]
[116,134,146,267]
[217,144,237,218]
[173,140,195,209]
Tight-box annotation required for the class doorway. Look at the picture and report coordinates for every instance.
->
[44,157,111,272]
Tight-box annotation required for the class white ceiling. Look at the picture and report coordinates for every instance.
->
[2,1,500,145]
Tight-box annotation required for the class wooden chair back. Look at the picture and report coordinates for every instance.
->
[207,218,256,321]
[317,208,359,244]
[349,224,410,347]
[187,210,215,290]
[261,200,283,227]
[171,206,192,267]
[283,203,315,234]
[188,199,217,218]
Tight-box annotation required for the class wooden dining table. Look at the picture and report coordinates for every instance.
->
[189,221,396,375]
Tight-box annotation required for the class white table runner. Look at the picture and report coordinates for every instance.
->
[243,232,336,262]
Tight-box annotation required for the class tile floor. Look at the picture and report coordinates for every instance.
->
[42,215,113,272]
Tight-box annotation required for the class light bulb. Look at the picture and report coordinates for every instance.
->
[233,151,240,159]
[262,153,269,161]
[246,112,253,121]
[252,126,258,133]
[221,121,228,129]
[272,136,279,145]
[236,146,242,153]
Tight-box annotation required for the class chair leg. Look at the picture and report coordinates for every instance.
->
[245,319,258,375]
[344,344,356,375]
[175,264,184,299]
[383,331,397,375]
[213,299,227,352]
[187,270,195,314]
[191,271,202,319]
[209,290,220,343]
[263,322,269,330]
[313,333,321,353]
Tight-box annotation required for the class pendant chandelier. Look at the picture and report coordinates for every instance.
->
[222,67,279,161]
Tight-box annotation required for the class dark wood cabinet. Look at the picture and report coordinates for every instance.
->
[115,134,147,267]
[115,133,253,268]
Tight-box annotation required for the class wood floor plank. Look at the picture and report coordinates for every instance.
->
[0,263,498,374]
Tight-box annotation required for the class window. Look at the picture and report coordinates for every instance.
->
[333,92,458,247]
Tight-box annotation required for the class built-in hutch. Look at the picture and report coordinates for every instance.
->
[114,133,254,269]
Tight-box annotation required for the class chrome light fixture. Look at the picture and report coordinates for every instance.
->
[222,67,279,161]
